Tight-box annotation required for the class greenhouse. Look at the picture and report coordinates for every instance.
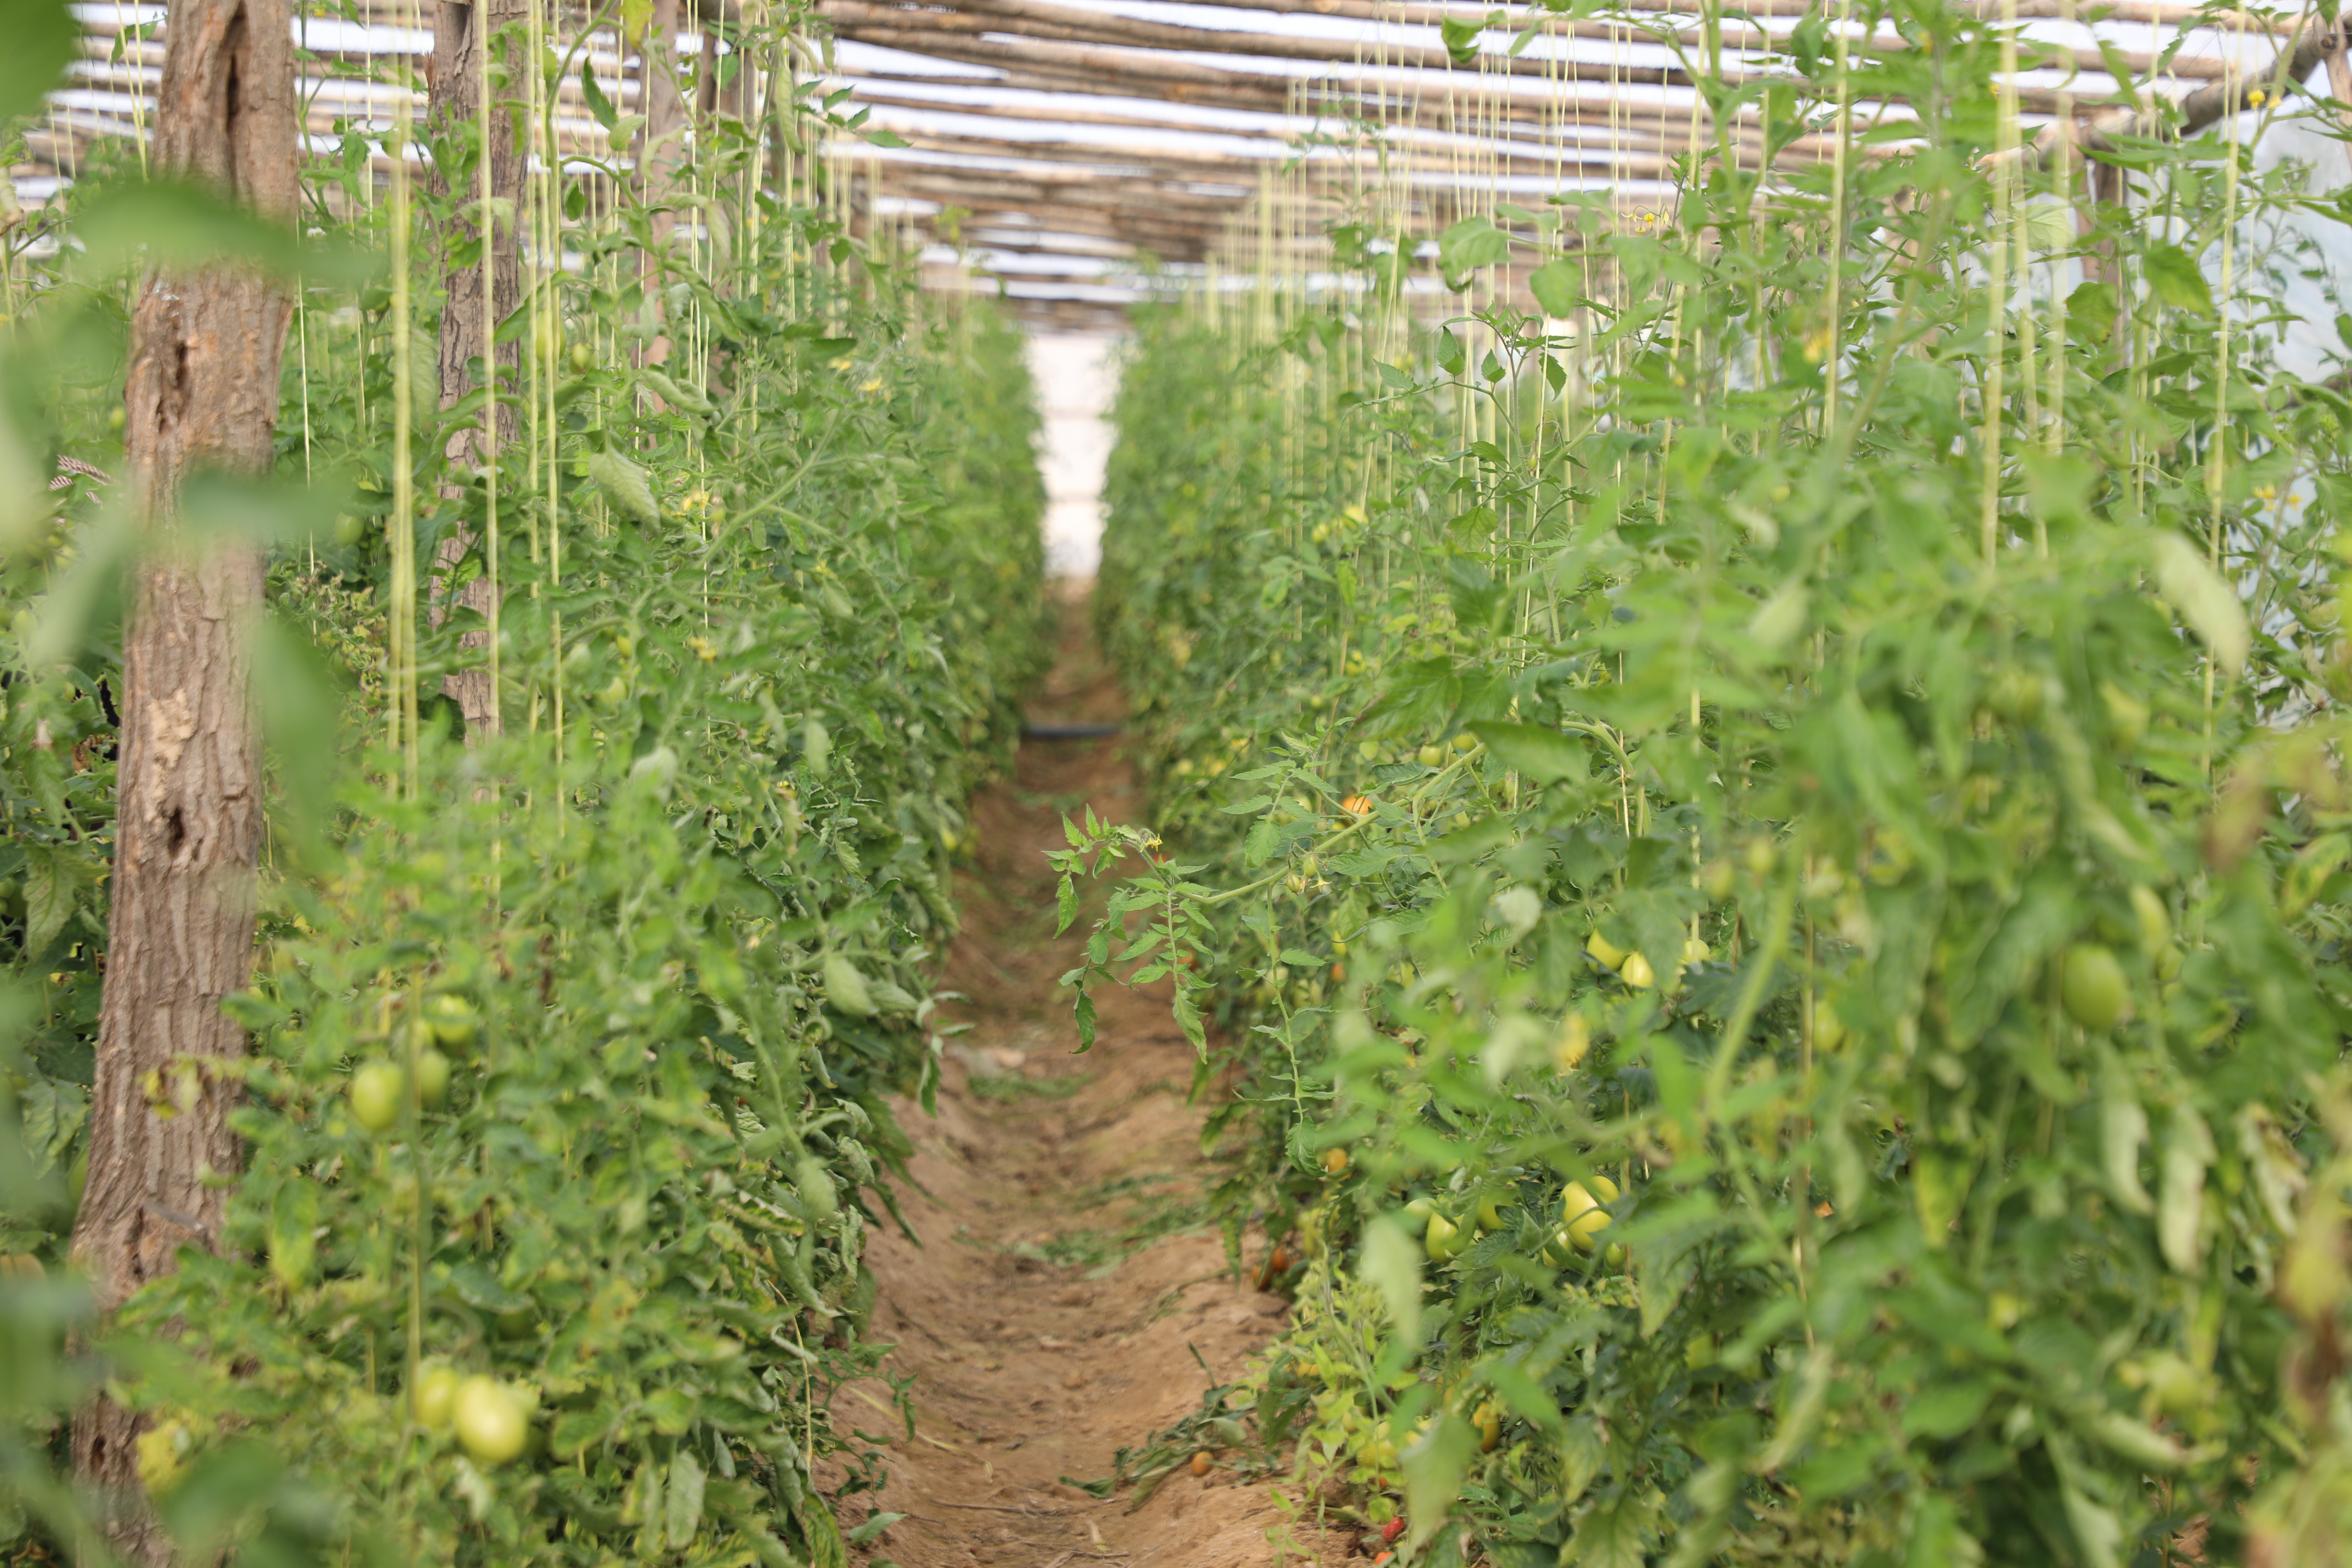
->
[7,0,2352,1561]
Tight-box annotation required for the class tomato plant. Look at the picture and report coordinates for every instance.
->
[1062,12,2352,1564]
[0,4,1046,1556]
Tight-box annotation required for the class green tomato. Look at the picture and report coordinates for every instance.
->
[1417,744,1444,768]
[412,1363,461,1431]
[2061,944,2129,1032]
[350,1061,405,1134]
[1399,1196,1435,1234]
[2129,885,2172,954]
[425,993,479,1049]
[1475,1195,1506,1232]
[413,1048,451,1109]
[454,1376,528,1465]
[1987,667,2045,723]
[1424,1211,1466,1262]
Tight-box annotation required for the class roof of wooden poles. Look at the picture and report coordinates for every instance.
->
[10,0,2324,327]
[820,0,2312,324]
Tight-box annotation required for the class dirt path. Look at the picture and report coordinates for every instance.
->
[832,592,1340,1568]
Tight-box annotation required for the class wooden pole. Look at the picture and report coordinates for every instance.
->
[70,0,298,1556]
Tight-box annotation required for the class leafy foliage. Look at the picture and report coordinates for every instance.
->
[1067,8,2352,1563]
[0,3,1046,1557]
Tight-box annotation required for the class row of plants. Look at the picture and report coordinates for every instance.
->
[1,0,1047,1556]
[1065,4,2352,1562]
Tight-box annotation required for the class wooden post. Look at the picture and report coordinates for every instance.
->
[69,0,297,1557]
[638,0,687,365]
[431,0,525,736]
[433,0,525,455]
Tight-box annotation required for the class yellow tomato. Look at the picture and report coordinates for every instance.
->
[1554,1013,1591,1072]
[1474,1402,1502,1452]
[1561,1175,1620,1253]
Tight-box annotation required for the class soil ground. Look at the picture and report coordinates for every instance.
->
[832,590,1348,1568]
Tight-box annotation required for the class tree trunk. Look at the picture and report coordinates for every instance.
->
[638,0,687,368]
[433,0,524,454]
[69,0,297,1558]
[431,0,525,736]
[640,0,688,226]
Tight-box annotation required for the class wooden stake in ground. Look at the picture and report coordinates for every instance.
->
[639,0,689,329]
[434,0,524,450]
[69,0,297,1554]
[432,0,525,735]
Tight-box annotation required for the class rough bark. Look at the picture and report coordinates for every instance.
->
[2012,17,2337,170]
[430,0,525,736]
[69,0,297,1559]
[637,0,688,366]
[834,0,2226,85]
[1171,0,2267,27]
[640,0,688,236]
[698,20,721,119]
[433,0,524,455]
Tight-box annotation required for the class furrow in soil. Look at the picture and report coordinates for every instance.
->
[830,593,1343,1568]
